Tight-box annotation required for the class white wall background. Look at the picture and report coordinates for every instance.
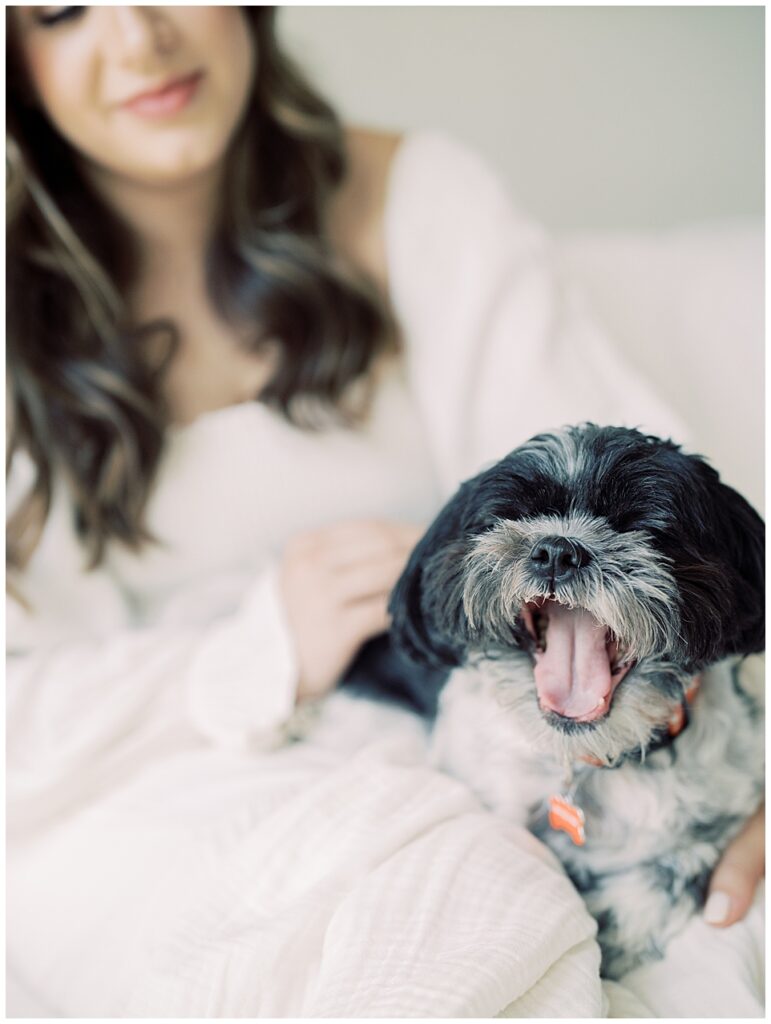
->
[280,5,764,232]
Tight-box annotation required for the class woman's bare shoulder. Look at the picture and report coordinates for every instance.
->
[327,126,405,297]
[344,125,404,175]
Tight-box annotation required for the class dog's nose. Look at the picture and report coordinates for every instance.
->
[529,536,591,581]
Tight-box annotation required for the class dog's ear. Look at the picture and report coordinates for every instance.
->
[713,481,765,656]
[389,481,478,669]
[390,443,561,667]
[677,474,765,665]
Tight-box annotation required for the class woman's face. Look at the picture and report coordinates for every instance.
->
[12,5,256,186]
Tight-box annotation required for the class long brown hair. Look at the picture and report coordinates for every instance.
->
[7,6,396,579]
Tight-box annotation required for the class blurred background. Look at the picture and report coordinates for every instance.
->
[280,5,763,232]
[280,5,764,510]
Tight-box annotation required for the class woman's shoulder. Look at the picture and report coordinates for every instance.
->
[382,129,534,250]
[327,126,404,296]
[380,131,545,318]
[331,126,525,300]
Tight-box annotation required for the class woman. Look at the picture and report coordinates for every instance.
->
[7,6,762,1016]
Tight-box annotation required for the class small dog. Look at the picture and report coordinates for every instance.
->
[345,424,765,978]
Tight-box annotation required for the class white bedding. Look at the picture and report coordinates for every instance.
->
[8,688,764,1017]
[9,693,606,1017]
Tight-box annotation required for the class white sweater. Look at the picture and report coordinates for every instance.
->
[7,131,682,834]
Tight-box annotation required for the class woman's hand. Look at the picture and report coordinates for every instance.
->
[704,803,764,926]
[280,519,423,702]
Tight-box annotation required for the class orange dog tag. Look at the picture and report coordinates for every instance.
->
[549,794,586,846]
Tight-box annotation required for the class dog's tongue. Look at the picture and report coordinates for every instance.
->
[534,604,612,721]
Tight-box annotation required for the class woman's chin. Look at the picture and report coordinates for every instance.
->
[86,138,228,190]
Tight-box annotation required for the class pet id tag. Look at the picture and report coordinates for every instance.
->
[548,793,586,846]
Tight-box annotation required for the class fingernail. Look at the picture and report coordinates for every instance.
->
[703,891,731,924]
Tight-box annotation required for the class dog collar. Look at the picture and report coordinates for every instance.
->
[548,675,702,846]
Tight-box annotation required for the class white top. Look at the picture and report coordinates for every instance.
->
[7,131,683,829]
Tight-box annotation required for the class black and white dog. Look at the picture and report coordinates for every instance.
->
[345,424,765,979]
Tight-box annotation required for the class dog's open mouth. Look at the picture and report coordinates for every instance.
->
[520,598,635,722]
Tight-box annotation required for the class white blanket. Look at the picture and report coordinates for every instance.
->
[8,692,607,1017]
[9,688,764,1018]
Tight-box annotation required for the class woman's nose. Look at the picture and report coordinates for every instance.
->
[104,6,179,65]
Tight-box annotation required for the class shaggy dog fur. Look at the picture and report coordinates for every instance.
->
[344,424,765,978]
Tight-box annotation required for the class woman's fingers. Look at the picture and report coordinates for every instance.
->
[704,804,764,927]
[344,592,392,641]
[291,520,422,570]
[334,551,411,604]
[280,519,424,703]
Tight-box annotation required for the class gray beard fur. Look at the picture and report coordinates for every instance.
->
[488,651,690,767]
[462,513,682,664]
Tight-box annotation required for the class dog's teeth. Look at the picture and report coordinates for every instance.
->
[595,697,605,708]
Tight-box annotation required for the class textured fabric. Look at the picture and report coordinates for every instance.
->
[8,693,605,1017]
[6,132,754,1018]
[7,365,440,774]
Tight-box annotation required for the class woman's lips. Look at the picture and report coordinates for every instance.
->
[121,71,204,118]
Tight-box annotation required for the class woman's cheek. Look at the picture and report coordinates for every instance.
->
[185,7,257,100]
[21,37,99,152]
